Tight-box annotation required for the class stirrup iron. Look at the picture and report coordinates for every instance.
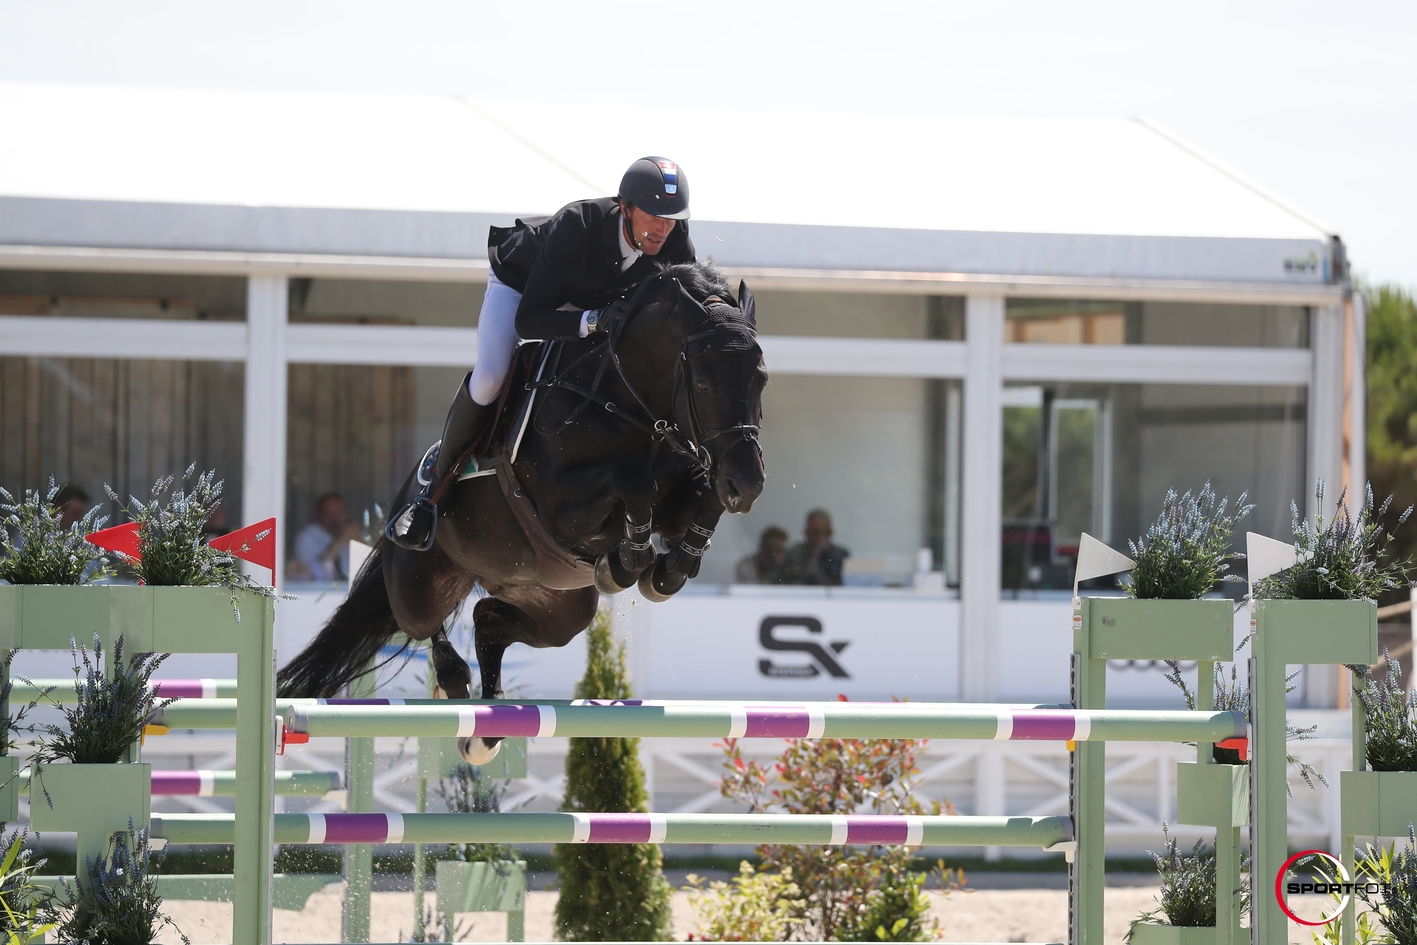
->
[386,493,437,551]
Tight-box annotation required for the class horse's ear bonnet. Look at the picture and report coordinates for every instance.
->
[675,280,758,356]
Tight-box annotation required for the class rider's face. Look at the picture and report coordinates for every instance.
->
[622,202,677,256]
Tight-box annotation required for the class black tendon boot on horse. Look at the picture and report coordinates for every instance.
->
[387,372,495,551]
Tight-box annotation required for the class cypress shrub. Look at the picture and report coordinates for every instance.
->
[553,608,672,941]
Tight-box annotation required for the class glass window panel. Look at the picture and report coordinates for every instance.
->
[292,278,484,327]
[1002,381,1307,592]
[0,271,246,321]
[742,291,964,340]
[1006,298,1309,348]
[0,356,245,524]
[701,374,961,590]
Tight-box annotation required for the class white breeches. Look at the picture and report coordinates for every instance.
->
[468,273,522,405]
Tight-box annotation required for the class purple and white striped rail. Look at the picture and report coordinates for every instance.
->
[288,701,1243,744]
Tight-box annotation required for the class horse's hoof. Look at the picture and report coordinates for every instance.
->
[594,555,632,595]
[458,736,502,765]
[637,566,674,602]
[434,687,447,700]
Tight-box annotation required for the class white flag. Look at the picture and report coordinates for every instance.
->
[1074,533,1136,597]
[348,539,374,588]
[1246,532,1309,587]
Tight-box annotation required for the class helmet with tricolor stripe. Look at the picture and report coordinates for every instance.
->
[618,156,690,220]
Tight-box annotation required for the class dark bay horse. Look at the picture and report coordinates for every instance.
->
[277,262,767,761]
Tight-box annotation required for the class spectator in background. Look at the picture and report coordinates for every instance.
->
[293,492,363,582]
[52,484,89,530]
[735,525,789,584]
[785,508,849,586]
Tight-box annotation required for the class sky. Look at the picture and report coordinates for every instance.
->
[2,0,1413,287]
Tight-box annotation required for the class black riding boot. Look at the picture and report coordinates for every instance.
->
[386,373,494,551]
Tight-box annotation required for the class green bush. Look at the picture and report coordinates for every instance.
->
[0,830,54,944]
[1129,824,1248,938]
[1355,827,1417,945]
[686,862,804,942]
[35,636,172,769]
[1127,483,1251,600]
[716,719,956,941]
[552,608,673,941]
[0,479,110,586]
[50,822,187,945]
[1349,653,1417,772]
[1255,480,1411,601]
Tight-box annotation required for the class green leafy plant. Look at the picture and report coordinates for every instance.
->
[1349,653,1417,771]
[552,607,673,942]
[718,711,956,942]
[49,822,188,945]
[1354,826,1417,945]
[34,635,172,770]
[1127,483,1252,599]
[106,465,276,616]
[1309,841,1392,945]
[0,479,110,585]
[686,862,805,942]
[439,762,517,865]
[1128,824,1249,938]
[1163,658,1325,791]
[0,830,54,945]
[1255,480,1411,601]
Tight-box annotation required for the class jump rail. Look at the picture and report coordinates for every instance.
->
[283,701,1247,744]
[151,811,1074,848]
[16,769,337,797]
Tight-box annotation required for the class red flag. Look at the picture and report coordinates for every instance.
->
[86,521,141,562]
[209,518,277,582]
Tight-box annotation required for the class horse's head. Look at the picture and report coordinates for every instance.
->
[616,264,767,513]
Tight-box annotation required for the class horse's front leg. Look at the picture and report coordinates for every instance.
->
[550,460,659,593]
[640,491,725,602]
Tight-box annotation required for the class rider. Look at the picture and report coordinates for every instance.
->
[387,156,696,550]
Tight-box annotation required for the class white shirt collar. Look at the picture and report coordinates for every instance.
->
[617,208,643,273]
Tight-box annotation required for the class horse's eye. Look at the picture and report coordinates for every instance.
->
[696,379,710,392]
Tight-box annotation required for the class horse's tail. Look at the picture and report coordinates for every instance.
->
[276,540,404,698]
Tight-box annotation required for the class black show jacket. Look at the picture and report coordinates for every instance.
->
[488,197,695,341]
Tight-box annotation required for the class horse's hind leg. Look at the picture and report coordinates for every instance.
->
[457,589,598,764]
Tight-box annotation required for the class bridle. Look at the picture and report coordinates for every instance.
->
[528,274,762,484]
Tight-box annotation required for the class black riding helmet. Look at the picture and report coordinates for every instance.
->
[618,156,690,220]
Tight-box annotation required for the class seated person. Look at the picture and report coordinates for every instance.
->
[294,493,363,581]
[785,509,850,586]
[52,484,90,530]
[735,525,789,584]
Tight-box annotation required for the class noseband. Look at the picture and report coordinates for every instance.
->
[528,276,761,484]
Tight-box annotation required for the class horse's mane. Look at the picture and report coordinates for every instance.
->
[657,261,738,311]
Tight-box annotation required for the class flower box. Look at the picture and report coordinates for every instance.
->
[29,762,151,872]
[0,583,263,655]
[435,859,527,914]
[1340,769,1417,838]
[1175,762,1248,828]
[1127,920,1221,945]
[1250,599,1377,666]
[1075,598,1235,663]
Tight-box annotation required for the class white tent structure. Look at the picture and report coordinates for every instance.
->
[0,83,1360,709]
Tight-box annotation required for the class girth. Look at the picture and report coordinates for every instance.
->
[487,454,596,591]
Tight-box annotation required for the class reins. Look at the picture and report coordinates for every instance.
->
[526,275,761,482]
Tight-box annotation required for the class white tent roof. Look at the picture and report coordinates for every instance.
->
[0,82,1336,286]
